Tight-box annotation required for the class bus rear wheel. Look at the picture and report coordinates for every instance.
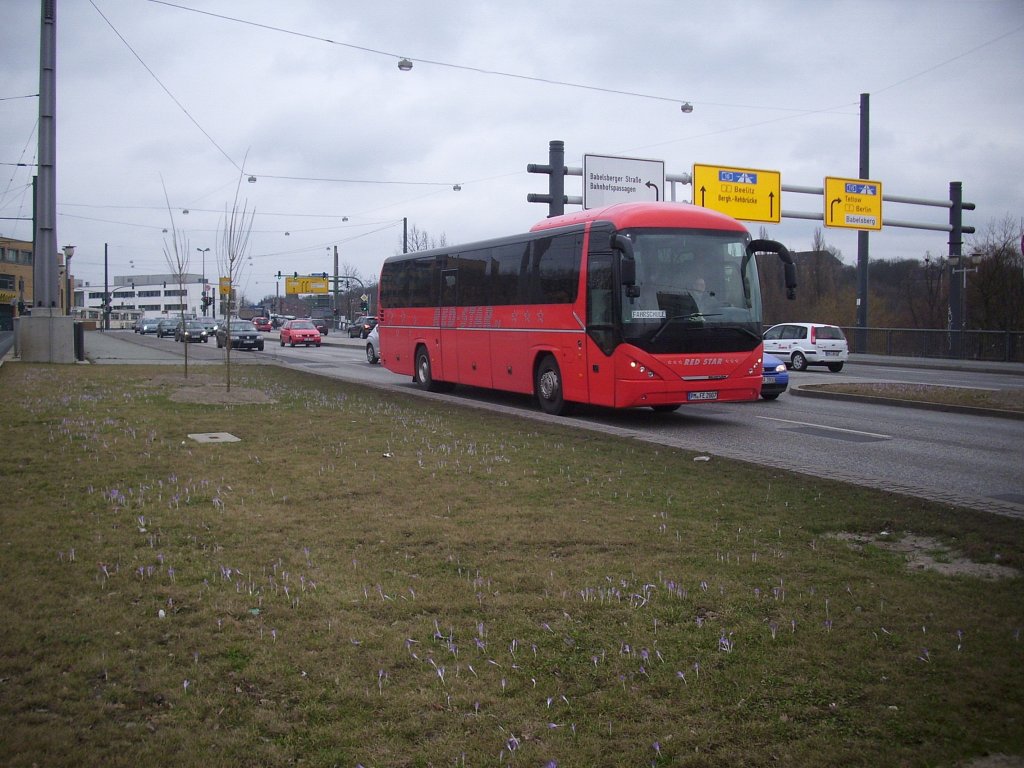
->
[535,355,570,416]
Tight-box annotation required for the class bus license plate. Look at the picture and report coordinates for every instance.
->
[688,391,718,401]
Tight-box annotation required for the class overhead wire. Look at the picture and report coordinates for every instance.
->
[146,0,819,114]
[87,0,244,174]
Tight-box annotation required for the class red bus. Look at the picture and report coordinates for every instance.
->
[378,202,796,415]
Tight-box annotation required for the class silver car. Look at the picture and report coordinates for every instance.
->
[135,317,161,334]
[365,324,380,364]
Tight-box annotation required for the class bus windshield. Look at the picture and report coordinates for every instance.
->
[617,228,762,354]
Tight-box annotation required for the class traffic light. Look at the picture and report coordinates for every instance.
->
[360,298,369,313]
[527,140,568,217]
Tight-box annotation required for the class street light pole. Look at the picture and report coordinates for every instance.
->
[62,244,75,315]
[196,247,210,317]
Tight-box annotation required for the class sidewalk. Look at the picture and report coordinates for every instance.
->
[79,329,214,365]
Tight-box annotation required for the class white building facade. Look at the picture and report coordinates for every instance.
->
[81,273,220,319]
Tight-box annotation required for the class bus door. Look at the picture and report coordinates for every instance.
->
[438,267,458,382]
[584,249,617,407]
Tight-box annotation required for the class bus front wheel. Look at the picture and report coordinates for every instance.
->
[535,355,570,416]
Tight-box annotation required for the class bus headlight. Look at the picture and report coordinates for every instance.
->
[628,360,658,379]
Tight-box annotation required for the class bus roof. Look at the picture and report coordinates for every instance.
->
[382,202,750,267]
[529,201,749,234]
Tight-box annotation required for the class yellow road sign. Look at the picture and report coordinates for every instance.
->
[285,276,330,295]
[692,164,781,223]
[824,176,883,230]
[218,276,231,296]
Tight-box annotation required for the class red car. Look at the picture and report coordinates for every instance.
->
[279,319,322,347]
[252,317,272,332]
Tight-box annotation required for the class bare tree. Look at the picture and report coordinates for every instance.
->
[218,175,255,392]
[401,224,447,254]
[162,182,191,378]
[967,215,1024,332]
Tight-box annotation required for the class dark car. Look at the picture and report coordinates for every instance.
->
[348,315,377,339]
[174,319,209,343]
[156,318,178,338]
[279,319,322,347]
[309,317,329,335]
[198,318,219,338]
[760,353,789,400]
[216,319,265,351]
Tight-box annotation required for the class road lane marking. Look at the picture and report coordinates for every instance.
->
[756,415,891,440]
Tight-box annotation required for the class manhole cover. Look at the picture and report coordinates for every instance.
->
[187,432,241,443]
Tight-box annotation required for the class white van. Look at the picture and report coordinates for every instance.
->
[763,322,849,372]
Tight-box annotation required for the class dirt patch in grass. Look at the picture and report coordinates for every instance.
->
[141,372,277,405]
[834,532,1020,580]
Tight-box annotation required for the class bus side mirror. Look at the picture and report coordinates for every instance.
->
[620,258,636,286]
[784,262,797,300]
[748,239,798,300]
[612,234,636,287]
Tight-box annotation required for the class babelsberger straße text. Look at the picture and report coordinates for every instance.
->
[589,172,644,195]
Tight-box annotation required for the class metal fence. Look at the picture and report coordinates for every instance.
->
[840,327,1024,363]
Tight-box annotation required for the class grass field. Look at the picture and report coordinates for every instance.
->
[1,363,1022,767]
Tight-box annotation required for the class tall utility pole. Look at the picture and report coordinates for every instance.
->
[103,243,110,331]
[34,0,57,309]
[19,0,75,362]
[332,245,340,328]
[854,93,870,353]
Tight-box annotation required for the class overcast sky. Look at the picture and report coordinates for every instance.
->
[2,0,1022,303]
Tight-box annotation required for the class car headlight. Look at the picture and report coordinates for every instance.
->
[774,363,787,373]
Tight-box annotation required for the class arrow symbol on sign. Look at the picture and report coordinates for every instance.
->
[769,192,775,218]
[829,197,841,223]
[645,181,660,201]
[699,186,707,207]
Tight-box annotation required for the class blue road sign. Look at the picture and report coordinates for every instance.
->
[844,182,878,195]
[719,171,758,184]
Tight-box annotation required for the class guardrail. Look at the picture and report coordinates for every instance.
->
[839,327,1024,363]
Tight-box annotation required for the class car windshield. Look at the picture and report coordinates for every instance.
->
[185,321,204,329]
[291,321,315,329]
[230,322,252,331]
